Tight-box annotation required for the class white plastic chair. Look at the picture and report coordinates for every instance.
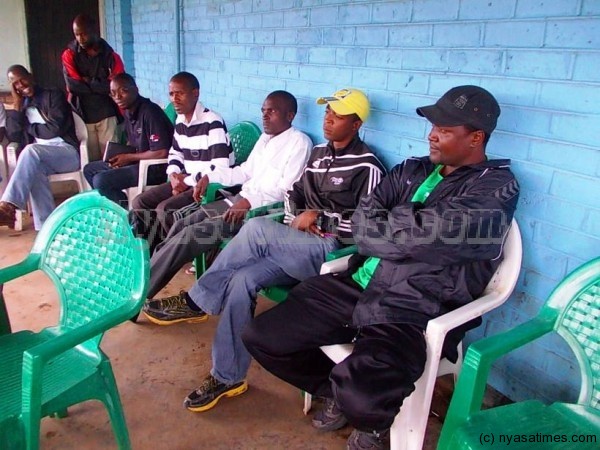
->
[303,218,523,450]
[123,103,173,209]
[47,111,89,191]
[6,112,89,230]
[0,144,7,196]
[125,158,168,209]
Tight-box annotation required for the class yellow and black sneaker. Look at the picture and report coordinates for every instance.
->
[142,290,208,325]
[184,374,248,412]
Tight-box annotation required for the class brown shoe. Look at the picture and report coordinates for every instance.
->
[0,202,17,228]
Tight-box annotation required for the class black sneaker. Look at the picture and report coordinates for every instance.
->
[311,397,348,431]
[184,374,248,412]
[142,290,208,325]
[347,428,390,450]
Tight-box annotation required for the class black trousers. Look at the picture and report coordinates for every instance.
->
[242,272,427,431]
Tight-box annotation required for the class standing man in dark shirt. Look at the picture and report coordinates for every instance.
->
[62,14,125,162]
[83,73,173,207]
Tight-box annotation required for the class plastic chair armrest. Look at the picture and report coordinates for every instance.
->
[326,245,358,262]
[136,158,168,196]
[320,254,352,275]
[79,140,90,167]
[444,314,557,426]
[19,308,137,408]
[202,183,227,204]
[426,290,518,341]
[0,256,41,284]
[468,313,556,369]
[245,201,284,220]
[23,306,141,365]
[6,142,18,178]
[250,211,284,223]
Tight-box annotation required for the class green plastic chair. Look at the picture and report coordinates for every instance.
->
[163,102,177,125]
[0,191,150,450]
[437,256,600,450]
[229,121,261,164]
[201,121,262,203]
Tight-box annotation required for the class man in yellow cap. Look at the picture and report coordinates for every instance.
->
[316,87,370,122]
[142,87,386,413]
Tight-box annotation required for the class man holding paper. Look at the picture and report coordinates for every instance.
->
[83,73,173,207]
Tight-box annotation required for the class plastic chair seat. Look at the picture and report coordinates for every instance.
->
[450,401,600,450]
[0,330,98,418]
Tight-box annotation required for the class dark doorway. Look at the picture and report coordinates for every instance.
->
[24,0,99,90]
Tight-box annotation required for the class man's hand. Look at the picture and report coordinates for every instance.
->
[11,86,23,112]
[169,173,188,196]
[223,198,251,224]
[290,210,323,236]
[193,175,210,203]
[109,153,136,168]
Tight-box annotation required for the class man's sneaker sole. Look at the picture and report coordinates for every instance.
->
[142,311,208,326]
[186,381,248,412]
[312,415,349,431]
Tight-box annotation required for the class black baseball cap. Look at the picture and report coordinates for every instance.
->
[416,85,501,134]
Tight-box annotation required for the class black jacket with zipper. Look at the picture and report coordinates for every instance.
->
[284,136,386,243]
[6,86,79,150]
[349,156,519,360]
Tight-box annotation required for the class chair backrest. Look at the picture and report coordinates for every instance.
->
[71,112,89,167]
[164,102,177,125]
[481,218,523,298]
[229,121,261,165]
[31,191,149,355]
[544,257,600,410]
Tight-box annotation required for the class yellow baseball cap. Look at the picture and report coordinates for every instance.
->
[316,88,370,122]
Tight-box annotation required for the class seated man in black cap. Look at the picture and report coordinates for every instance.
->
[243,85,520,450]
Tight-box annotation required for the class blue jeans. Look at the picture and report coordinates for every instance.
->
[188,217,341,385]
[84,160,166,207]
[1,142,79,230]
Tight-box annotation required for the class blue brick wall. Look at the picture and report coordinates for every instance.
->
[105,0,600,404]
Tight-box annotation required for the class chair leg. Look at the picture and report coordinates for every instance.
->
[14,210,24,231]
[22,387,43,450]
[100,363,131,450]
[303,392,312,415]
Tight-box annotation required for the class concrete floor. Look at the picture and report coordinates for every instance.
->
[0,213,459,450]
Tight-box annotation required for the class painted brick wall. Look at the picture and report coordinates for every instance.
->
[105,0,600,404]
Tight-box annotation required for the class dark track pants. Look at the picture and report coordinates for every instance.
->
[243,272,427,431]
